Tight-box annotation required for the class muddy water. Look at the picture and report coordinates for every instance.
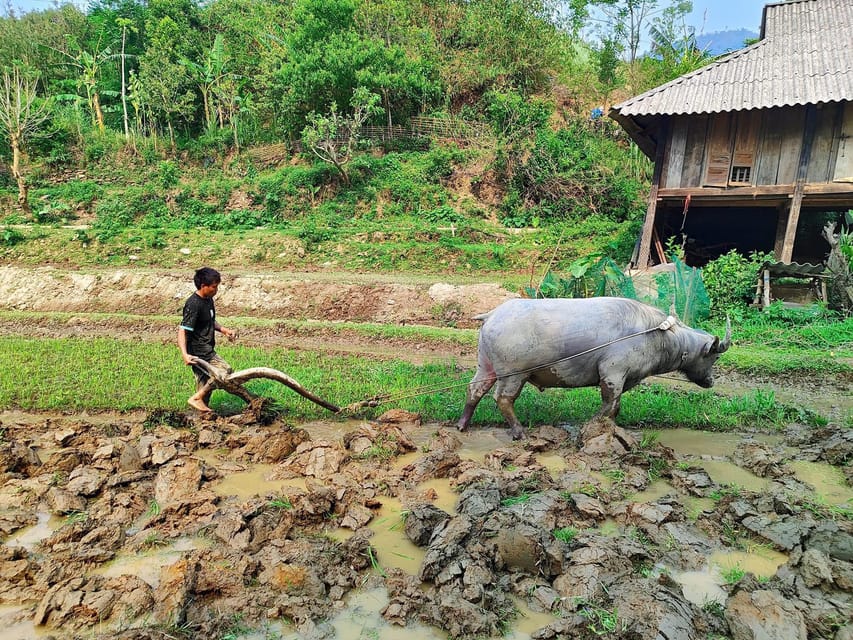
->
[4,511,63,551]
[91,536,212,587]
[0,605,51,640]
[365,495,426,575]
[674,546,789,607]
[629,480,675,503]
[790,460,853,506]
[275,587,553,640]
[657,429,782,458]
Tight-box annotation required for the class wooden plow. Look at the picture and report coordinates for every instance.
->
[191,358,382,415]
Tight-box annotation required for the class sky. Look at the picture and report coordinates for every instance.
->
[6,0,769,36]
[690,0,766,35]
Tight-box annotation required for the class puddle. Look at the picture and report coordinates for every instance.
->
[456,429,514,463]
[790,460,853,507]
[366,496,425,576]
[699,460,771,493]
[710,548,788,579]
[282,588,445,640]
[210,464,307,500]
[628,480,674,503]
[275,587,552,640]
[415,477,459,514]
[596,518,620,537]
[674,546,787,607]
[0,604,51,640]
[91,536,212,588]
[673,567,728,606]
[537,453,569,476]
[657,430,782,458]
[684,496,716,520]
[3,511,64,551]
[509,597,556,638]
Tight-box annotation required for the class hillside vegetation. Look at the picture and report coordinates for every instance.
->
[0,0,725,277]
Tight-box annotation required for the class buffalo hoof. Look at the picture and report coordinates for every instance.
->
[509,426,525,440]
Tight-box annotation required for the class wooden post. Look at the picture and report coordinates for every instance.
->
[773,202,789,259]
[780,106,818,263]
[637,120,669,269]
[780,186,804,263]
[763,269,771,308]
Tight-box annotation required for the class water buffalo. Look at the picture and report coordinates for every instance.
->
[457,297,731,439]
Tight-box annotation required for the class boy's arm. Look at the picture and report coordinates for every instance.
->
[214,321,237,341]
[177,327,196,365]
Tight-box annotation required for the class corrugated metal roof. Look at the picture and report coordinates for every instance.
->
[611,0,853,117]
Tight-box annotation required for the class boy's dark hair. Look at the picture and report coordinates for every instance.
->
[194,267,221,289]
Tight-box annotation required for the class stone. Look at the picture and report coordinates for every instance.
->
[799,548,834,588]
[66,467,105,497]
[154,458,203,508]
[404,503,450,547]
[725,589,807,640]
[45,487,86,515]
[150,441,178,466]
[340,504,373,530]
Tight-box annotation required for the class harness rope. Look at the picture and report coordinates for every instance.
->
[338,316,678,414]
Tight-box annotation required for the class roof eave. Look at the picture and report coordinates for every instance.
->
[608,110,659,159]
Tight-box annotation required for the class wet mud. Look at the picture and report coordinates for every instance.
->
[1,408,852,640]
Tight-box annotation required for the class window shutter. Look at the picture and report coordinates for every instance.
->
[704,112,734,186]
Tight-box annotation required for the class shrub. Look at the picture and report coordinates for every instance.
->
[702,250,770,315]
[526,254,636,299]
[1,226,25,246]
[158,161,181,189]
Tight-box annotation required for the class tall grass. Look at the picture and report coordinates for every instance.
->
[0,337,823,430]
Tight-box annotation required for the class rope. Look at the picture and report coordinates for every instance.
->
[339,316,677,414]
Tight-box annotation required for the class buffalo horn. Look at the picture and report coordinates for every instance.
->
[716,316,732,353]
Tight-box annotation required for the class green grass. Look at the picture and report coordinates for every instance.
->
[0,336,827,430]
[705,312,853,378]
[719,563,746,585]
[553,527,578,543]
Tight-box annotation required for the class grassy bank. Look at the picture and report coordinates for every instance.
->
[0,336,826,431]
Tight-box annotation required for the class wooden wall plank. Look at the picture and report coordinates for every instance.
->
[663,117,688,188]
[806,104,837,182]
[682,115,708,187]
[756,108,783,185]
[703,112,733,186]
[834,102,853,181]
[776,106,806,184]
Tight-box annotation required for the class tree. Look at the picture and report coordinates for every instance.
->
[181,33,228,132]
[116,17,138,139]
[301,87,383,186]
[573,0,692,65]
[137,7,198,149]
[0,66,50,211]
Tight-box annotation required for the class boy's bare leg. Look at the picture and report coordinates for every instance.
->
[188,380,215,412]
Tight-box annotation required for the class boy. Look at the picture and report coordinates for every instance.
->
[177,267,237,413]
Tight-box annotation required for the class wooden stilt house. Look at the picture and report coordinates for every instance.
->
[609,0,853,269]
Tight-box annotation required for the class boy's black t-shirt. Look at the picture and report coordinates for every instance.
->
[181,293,216,359]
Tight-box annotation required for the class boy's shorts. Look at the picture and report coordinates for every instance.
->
[192,353,233,389]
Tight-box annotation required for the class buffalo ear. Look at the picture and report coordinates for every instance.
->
[703,337,719,356]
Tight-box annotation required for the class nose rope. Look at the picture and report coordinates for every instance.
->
[339,317,678,413]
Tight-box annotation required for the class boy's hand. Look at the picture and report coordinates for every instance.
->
[223,327,237,342]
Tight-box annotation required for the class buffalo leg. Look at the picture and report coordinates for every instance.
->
[596,378,624,419]
[457,368,497,431]
[496,393,526,440]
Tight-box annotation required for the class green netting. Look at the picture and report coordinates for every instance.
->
[644,256,710,325]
